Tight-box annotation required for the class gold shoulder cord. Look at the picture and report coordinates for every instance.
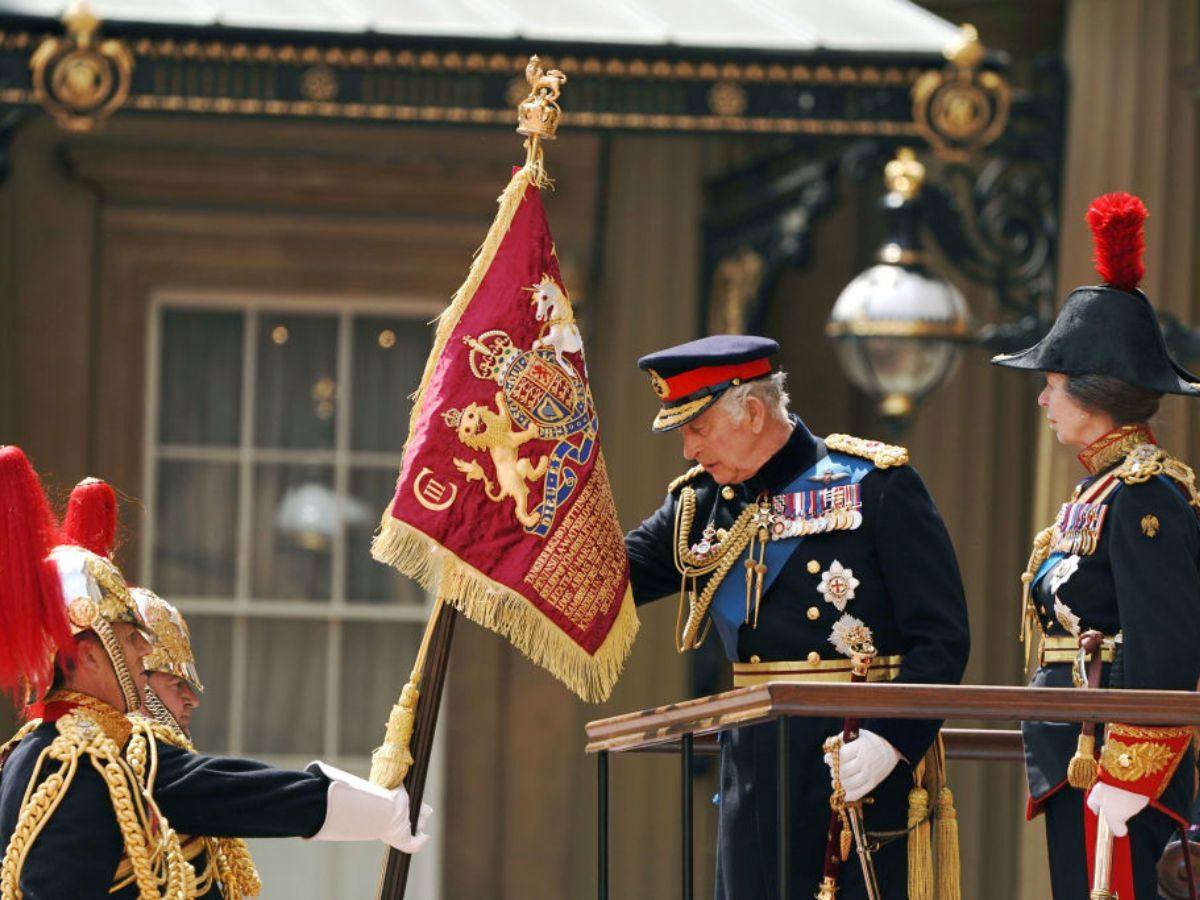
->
[1114,444,1200,508]
[0,712,195,900]
[124,719,262,900]
[673,486,769,652]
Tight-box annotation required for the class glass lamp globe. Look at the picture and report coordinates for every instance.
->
[827,261,971,418]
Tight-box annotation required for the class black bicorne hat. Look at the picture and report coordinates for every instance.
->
[992,193,1200,397]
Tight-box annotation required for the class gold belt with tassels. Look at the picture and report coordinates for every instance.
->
[732,654,903,687]
[1038,634,1116,666]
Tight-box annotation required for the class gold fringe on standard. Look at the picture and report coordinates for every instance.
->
[372,516,639,703]
[371,158,639,702]
[907,758,934,900]
[401,163,540,452]
[1067,732,1099,789]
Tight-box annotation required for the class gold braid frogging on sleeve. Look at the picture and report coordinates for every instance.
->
[125,718,262,899]
[0,712,194,900]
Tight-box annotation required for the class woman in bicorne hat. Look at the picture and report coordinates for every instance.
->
[993,193,1200,898]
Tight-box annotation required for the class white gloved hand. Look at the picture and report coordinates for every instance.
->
[822,729,901,802]
[1086,782,1149,838]
[307,762,433,853]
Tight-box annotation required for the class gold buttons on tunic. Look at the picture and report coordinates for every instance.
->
[807,651,821,664]
[806,560,820,574]
[806,606,820,621]
[722,486,735,500]
[750,654,761,664]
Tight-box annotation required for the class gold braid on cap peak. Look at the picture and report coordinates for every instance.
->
[1,703,195,899]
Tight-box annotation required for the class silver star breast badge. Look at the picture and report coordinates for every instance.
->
[817,560,859,611]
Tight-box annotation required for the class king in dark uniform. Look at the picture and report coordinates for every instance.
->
[624,335,971,899]
[0,451,432,899]
[993,192,1200,899]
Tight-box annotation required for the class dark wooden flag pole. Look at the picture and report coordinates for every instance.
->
[374,599,457,900]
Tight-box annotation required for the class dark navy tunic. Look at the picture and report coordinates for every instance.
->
[1023,454,1200,899]
[626,418,970,900]
[0,721,331,899]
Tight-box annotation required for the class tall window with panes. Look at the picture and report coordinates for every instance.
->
[142,292,442,896]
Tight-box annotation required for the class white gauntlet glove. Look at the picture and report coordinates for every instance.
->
[822,729,902,802]
[1086,782,1149,838]
[307,762,432,853]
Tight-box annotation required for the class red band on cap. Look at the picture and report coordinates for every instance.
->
[662,358,772,401]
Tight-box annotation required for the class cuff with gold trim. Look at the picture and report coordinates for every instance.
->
[1097,722,1193,798]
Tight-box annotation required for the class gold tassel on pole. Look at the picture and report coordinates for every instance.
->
[907,759,934,900]
[369,598,444,789]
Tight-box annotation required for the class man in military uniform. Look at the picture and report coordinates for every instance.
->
[0,450,431,898]
[625,336,970,899]
[124,584,264,900]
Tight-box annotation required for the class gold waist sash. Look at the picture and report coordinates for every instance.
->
[733,654,903,687]
[1038,633,1116,665]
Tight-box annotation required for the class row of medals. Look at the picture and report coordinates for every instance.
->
[769,506,862,540]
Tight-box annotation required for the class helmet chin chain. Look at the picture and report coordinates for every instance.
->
[91,618,142,713]
[142,684,185,737]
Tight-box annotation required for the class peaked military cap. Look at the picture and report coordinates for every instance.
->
[992,192,1200,397]
[637,334,778,431]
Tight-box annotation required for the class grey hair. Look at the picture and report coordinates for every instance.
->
[716,371,791,424]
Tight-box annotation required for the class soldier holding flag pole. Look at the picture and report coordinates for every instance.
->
[0,452,431,899]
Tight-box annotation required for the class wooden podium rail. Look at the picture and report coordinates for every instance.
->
[584,682,1200,900]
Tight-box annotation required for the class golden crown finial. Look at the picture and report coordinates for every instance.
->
[517,55,567,140]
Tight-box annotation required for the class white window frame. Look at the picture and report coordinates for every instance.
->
[142,287,446,896]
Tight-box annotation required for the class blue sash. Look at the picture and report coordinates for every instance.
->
[709,450,874,659]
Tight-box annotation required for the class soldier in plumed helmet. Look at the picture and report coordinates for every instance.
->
[624,335,971,899]
[993,192,1200,899]
[0,452,432,899]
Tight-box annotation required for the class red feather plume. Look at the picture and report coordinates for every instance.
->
[1086,192,1147,292]
[0,446,72,704]
[60,477,118,557]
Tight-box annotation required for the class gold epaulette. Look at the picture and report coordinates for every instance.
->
[1113,444,1200,508]
[668,464,706,493]
[825,433,909,469]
